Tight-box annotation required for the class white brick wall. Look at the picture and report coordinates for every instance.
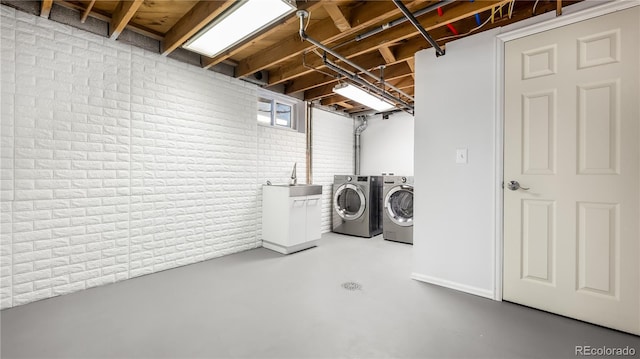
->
[1,5,16,309]
[256,125,306,239]
[0,6,315,308]
[311,108,354,233]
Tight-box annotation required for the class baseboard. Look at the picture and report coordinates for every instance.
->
[411,272,495,300]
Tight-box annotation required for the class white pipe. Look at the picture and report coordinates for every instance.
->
[354,116,368,175]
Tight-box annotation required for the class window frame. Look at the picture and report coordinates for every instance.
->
[257,89,302,132]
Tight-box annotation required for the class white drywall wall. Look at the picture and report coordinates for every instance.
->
[359,112,414,176]
[412,28,500,298]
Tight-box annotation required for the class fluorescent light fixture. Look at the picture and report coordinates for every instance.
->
[333,83,396,112]
[183,0,296,58]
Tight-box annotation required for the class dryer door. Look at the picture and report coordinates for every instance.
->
[334,183,366,221]
[384,185,413,227]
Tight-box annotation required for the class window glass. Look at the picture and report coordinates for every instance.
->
[257,90,299,131]
[257,98,272,124]
[275,103,292,127]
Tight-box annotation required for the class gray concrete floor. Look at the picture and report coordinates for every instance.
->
[1,232,638,358]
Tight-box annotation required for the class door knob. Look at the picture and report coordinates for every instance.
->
[507,180,529,191]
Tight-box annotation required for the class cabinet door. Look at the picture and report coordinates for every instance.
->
[288,198,308,246]
[305,195,321,241]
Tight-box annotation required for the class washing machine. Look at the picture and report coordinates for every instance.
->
[383,176,413,244]
[332,175,383,238]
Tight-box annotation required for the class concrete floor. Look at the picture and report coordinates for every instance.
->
[1,232,638,358]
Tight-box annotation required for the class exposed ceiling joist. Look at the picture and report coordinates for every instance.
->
[286,51,389,94]
[23,0,577,114]
[379,46,397,63]
[336,101,355,109]
[304,61,413,100]
[406,57,415,79]
[80,0,96,23]
[268,0,507,85]
[109,0,144,40]
[324,3,352,32]
[162,0,235,56]
[234,0,427,79]
[40,0,52,18]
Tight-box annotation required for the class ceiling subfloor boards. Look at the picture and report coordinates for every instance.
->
[16,0,583,114]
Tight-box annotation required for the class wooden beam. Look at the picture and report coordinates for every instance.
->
[80,0,96,23]
[379,46,397,64]
[406,57,415,72]
[406,57,415,79]
[234,0,428,78]
[321,94,351,106]
[55,0,163,40]
[286,52,388,94]
[337,101,355,109]
[324,3,351,32]
[556,0,563,16]
[40,0,53,18]
[162,0,235,56]
[109,0,144,40]
[269,0,507,85]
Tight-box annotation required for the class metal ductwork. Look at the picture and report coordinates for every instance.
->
[354,116,368,175]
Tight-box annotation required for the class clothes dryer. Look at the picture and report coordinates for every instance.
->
[383,176,413,244]
[332,175,382,237]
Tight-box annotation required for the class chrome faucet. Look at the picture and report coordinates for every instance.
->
[290,162,297,186]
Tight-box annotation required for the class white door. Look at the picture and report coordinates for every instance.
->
[503,7,640,335]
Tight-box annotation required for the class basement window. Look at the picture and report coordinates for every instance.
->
[257,90,302,132]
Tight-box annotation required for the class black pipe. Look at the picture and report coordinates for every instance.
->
[297,11,414,102]
[392,0,445,56]
[355,0,455,42]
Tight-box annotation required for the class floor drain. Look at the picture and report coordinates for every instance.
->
[341,282,362,291]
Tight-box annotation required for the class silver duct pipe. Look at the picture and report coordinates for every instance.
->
[354,116,368,175]
[297,10,414,104]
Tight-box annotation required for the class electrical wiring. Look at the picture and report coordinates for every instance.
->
[304,10,311,31]
[435,1,512,43]
[532,0,541,14]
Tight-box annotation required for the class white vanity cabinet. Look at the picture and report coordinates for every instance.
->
[262,185,322,254]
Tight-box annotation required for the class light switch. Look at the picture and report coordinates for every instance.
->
[456,148,468,164]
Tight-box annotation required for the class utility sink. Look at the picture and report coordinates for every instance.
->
[269,184,323,196]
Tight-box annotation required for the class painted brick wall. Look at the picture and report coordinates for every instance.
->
[311,108,354,233]
[0,6,313,308]
[0,4,15,309]
[256,125,307,238]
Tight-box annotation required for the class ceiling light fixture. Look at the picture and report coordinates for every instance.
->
[183,0,296,58]
[332,83,396,112]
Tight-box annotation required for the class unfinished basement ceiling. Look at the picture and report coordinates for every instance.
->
[25,0,581,114]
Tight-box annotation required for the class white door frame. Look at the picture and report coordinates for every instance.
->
[493,0,640,301]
